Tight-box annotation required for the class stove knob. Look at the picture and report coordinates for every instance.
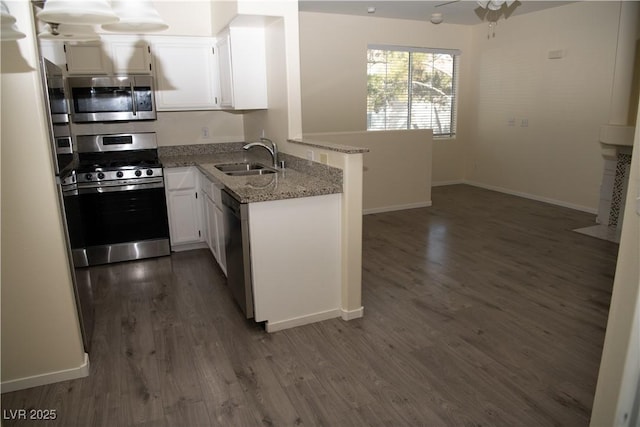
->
[135,169,142,177]
[116,171,124,178]
[146,169,154,176]
[85,173,92,180]
[97,172,105,180]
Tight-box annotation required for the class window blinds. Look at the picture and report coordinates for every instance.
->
[367,45,460,137]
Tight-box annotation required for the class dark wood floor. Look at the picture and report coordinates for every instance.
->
[2,185,618,426]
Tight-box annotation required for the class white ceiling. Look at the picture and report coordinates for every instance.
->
[298,0,576,26]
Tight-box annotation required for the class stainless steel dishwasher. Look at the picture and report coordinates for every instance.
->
[222,190,254,318]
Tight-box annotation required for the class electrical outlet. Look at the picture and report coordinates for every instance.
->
[319,153,328,164]
[306,150,314,161]
[521,119,529,127]
[508,118,516,127]
[201,127,210,138]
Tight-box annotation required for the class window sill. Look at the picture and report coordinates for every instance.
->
[434,135,456,141]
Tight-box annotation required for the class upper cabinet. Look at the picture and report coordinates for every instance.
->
[109,38,153,74]
[64,42,112,75]
[39,29,270,112]
[41,36,153,75]
[216,26,268,110]
[151,37,220,111]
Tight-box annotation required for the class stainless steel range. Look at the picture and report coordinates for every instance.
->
[76,132,170,265]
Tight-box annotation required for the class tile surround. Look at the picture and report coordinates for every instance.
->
[608,153,632,227]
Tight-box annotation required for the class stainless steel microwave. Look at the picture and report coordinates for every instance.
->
[42,58,70,124]
[67,75,156,123]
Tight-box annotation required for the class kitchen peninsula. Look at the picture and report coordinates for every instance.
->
[160,143,344,332]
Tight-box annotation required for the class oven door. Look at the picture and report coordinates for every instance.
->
[78,183,170,265]
[68,76,156,123]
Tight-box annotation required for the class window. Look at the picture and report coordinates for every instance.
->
[367,45,459,137]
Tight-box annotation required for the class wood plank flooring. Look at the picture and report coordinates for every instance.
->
[2,185,619,426]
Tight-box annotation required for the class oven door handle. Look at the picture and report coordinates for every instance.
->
[78,182,165,194]
[130,82,137,116]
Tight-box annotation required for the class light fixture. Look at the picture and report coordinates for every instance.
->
[102,1,168,33]
[36,0,119,25]
[476,0,519,38]
[477,0,516,11]
[1,1,26,41]
[430,12,443,24]
[367,6,376,14]
[38,23,100,41]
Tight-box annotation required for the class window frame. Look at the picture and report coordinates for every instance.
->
[367,44,461,138]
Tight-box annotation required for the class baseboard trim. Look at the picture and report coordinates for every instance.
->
[463,181,597,214]
[432,179,465,187]
[433,181,598,214]
[341,306,364,320]
[363,201,432,215]
[171,242,208,252]
[1,353,90,394]
[265,309,341,333]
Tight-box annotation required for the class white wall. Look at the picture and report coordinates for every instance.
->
[1,0,87,389]
[243,17,290,144]
[298,12,473,185]
[299,3,632,212]
[71,111,245,146]
[146,1,213,37]
[466,1,622,212]
[590,102,640,427]
[302,130,433,213]
[236,1,303,141]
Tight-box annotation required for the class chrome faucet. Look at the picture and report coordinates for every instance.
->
[243,137,279,169]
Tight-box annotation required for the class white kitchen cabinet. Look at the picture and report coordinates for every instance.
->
[164,167,205,249]
[63,42,111,75]
[216,26,268,110]
[199,171,227,274]
[151,37,220,111]
[205,195,219,258]
[39,40,67,69]
[213,204,227,274]
[109,38,153,74]
[53,37,152,75]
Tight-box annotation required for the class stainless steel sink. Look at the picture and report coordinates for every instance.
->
[215,162,277,176]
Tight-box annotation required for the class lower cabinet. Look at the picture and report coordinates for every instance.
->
[164,167,226,275]
[199,170,227,274]
[164,166,227,274]
[164,167,204,248]
[213,204,226,273]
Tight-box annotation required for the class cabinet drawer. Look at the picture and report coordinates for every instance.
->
[165,167,196,191]
[199,172,211,197]
[200,173,216,198]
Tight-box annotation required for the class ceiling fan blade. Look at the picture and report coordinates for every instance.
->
[434,0,461,7]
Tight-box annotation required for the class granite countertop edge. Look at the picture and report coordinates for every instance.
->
[288,138,369,154]
[160,149,343,204]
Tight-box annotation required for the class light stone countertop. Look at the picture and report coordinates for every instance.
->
[288,138,370,154]
[160,150,343,204]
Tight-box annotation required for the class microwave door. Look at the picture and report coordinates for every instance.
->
[71,86,133,123]
[68,76,156,123]
[42,58,70,124]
